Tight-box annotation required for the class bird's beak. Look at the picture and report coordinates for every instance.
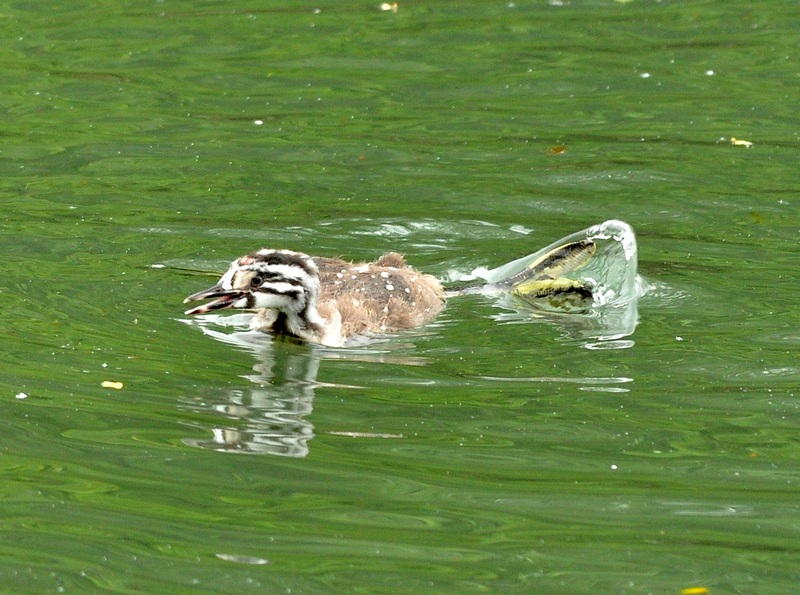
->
[183,284,246,315]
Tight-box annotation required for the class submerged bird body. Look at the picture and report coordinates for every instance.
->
[184,249,445,347]
[184,239,597,347]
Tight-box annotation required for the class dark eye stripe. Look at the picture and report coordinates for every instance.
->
[240,269,307,288]
[259,271,306,286]
[262,270,302,282]
[256,286,302,299]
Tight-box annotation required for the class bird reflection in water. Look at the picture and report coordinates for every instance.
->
[179,317,323,458]
[179,314,422,457]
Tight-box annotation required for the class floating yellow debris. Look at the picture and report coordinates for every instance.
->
[730,137,753,148]
[680,588,709,595]
[101,381,124,390]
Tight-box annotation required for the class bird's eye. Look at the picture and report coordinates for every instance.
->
[250,275,263,287]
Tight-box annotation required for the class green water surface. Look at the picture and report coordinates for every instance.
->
[2,1,799,593]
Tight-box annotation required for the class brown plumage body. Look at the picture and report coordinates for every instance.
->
[312,253,445,339]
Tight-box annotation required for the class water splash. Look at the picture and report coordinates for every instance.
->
[455,220,643,347]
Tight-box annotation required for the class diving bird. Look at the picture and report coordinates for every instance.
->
[183,240,596,347]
